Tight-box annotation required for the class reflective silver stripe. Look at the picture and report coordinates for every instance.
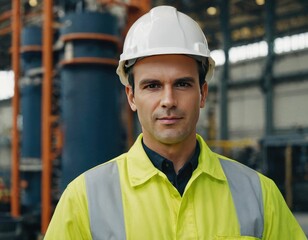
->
[220,159,264,238]
[85,161,126,240]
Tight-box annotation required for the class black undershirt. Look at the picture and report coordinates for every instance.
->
[142,140,200,196]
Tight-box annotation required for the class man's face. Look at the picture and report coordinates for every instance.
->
[126,54,208,148]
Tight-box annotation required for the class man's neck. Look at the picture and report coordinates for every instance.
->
[142,134,197,173]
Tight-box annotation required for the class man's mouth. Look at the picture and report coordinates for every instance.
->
[157,116,183,124]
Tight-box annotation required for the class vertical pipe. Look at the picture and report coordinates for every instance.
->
[264,0,275,135]
[41,0,53,233]
[285,145,293,208]
[218,0,230,140]
[11,0,21,217]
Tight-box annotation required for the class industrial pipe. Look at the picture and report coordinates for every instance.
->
[41,0,53,233]
[59,11,123,189]
[11,0,21,218]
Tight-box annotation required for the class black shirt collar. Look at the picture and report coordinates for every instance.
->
[142,140,200,196]
[142,140,199,172]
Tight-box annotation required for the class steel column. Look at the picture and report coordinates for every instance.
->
[218,0,230,140]
[263,0,276,136]
[285,145,293,208]
[41,0,53,233]
[10,0,21,217]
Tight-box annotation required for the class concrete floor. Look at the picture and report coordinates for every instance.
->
[294,212,308,237]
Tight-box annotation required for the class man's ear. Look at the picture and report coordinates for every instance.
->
[125,86,137,111]
[200,83,208,108]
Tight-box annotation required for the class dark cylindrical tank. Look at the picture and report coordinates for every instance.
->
[20,84,42,159]
[20,25,43,159]
[60,12,124,190]
[20,26,43,211]
[21,26,42,72]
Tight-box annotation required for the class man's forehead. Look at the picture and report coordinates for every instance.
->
[134,54,198,68]
[133,55,199,84]
[127,54,197,67]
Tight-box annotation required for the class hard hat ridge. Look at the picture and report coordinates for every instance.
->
[117,5,215,86]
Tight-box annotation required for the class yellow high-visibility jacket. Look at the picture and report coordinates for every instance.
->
[45,134,306,240]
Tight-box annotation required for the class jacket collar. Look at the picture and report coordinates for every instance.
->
[126,134,159,187]
[195,134,226,181]
[126,134,226,187]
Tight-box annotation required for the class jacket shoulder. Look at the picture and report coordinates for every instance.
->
[84,152,127,175]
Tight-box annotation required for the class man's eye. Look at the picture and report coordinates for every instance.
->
[146,83,159,89]
[177,82,190,87]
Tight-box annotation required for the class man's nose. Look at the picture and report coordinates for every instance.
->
[160,86,177,108]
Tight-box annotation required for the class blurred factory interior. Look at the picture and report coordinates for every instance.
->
[0,0,308,238]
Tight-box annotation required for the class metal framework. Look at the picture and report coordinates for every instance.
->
[10,0,21,218]
[41,0,53,233]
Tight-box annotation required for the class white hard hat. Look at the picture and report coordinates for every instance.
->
[116,5,215,86]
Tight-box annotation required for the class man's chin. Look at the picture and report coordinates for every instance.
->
[155,132,187,145]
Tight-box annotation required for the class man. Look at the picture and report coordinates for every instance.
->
[45,6,306,239]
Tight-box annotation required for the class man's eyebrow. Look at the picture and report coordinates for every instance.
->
[138,79,161,86]
[138,77,196,87]
[174,77,196,84]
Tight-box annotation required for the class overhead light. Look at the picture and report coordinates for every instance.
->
[207,7,217,16]
[255,0,265,6]
[29,0,38,7]
[240,27,251,38]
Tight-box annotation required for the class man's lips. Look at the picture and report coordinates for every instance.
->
[156,116,183,124]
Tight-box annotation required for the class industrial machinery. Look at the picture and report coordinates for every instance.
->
[0,0,150,238]
[262,134,308,211]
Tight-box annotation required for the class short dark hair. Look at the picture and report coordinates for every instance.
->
[126,58,209,92]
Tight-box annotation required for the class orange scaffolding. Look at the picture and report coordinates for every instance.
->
[11,0,21,218]
[9,0,151,235]
[41,0,54,233]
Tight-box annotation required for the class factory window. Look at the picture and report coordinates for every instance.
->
[275,32,308,54]
[0,71,14,100]
[211,32,308,66]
